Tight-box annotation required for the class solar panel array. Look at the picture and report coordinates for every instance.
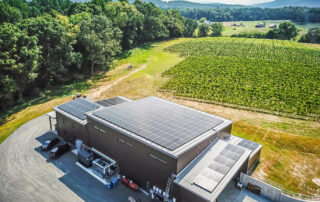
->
[96,97,129,107]
[93,97,224,151]
[237,139,260,151]
[193,144,245,193]
[58,98,100,120]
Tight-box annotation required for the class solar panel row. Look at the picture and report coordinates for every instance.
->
[58,98,100,120]
[93,97,224,151]
[193,144,245,193]
[237,139,260,151]
[96,97,129,107]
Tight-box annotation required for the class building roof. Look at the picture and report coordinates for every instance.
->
[53,98,103,125]
[95,96,131,107]
[174,139,251,201]
[87,96,232,158]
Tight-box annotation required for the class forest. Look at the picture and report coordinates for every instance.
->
[179,7,320,23]
[1,0,320,111]
[0,0,197,110]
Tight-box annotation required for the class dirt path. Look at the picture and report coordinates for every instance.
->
[90,64,147,99]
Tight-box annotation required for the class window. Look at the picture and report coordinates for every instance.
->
[118,138,134,148]
[118,138,125,144]
[148,153,158,160]
[148,153,167,165]
[93,125,99,130]
[158,158,167,165]
[126,142,133,147]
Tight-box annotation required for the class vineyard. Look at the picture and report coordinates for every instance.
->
[163,38,320,117]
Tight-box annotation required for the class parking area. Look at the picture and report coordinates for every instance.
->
[0,115,150,202]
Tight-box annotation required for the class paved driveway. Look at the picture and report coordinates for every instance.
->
[0,115,150,202]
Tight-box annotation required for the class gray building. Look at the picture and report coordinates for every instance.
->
[53,96,262,201]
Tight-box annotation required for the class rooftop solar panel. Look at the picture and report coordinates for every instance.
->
[96,97,129,107]
[193,144,245,193]
[237,139,260,151]
[93,97,224,151]
[58,98,100,120]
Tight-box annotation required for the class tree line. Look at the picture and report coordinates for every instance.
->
[0,0,199,110]
[179,7,320,23]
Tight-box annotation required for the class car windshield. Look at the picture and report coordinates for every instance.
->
[51,147,58,152]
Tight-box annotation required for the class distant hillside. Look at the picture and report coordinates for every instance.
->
[129,0,246,9]
[253,0,320,8]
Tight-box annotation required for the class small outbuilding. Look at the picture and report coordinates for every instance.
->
[255,23,265,28]
[269,24,277,28]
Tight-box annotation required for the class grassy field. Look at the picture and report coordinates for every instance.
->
[222,20,320,38]
[0,37,319,197]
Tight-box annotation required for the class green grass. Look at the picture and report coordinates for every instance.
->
[1,37,319,196]
[221,20,320,38]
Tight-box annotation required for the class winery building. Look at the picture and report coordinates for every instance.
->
[53,96,262,201]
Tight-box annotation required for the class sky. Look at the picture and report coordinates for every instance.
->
[183,0,274,5]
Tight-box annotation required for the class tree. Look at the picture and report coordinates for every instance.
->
[67,3,93,15]
[77,15,122,75]
[299,28,320,44]
[210,22,223,37]
[105,2,144,49]
[0,2,22,24]
[184,18,198,37]
[198,23,209,37]
[163,9,185,38]
[134,0,169,42]
[19,14,81,88]
[199,17,206,23]
[69,12,91,25]
[277,22,298,40]
[0,23,40,107]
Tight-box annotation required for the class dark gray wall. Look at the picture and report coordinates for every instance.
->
[173,184,209,202]
[87,117,177,190]
[176,133,219,173]
[56,112,89,144]
[176,124,232,173]
[248,149,261,171]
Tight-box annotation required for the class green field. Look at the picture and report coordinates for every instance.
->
[222,20,320,37]
[163,37,320,117]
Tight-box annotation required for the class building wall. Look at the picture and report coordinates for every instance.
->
[218,124,232,139]
[56,112,88,145]
[248,149,261,171]
[176,133,219,173]
[176,124,232,173]
[86,118,177,190]
[173,184,209,202]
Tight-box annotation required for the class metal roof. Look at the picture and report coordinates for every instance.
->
[53,98,104,125]
[95,96,131,107]
[174,139,251,201]
[87,96,233,158]
[92,96,225,151]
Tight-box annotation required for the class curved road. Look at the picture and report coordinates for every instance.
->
[0,115,149,202]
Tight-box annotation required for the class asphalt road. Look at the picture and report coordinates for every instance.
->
[0,115,150,202]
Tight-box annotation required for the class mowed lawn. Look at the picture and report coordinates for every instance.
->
[0,37,319,197]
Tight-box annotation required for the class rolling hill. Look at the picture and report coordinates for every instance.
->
[253,0,320,8]
[129,0,246,9]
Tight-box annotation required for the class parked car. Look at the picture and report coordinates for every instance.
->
[50,143,70,159]
[42,138,59,151]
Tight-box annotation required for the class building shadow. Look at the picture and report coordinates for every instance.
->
[34,131,150,202]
